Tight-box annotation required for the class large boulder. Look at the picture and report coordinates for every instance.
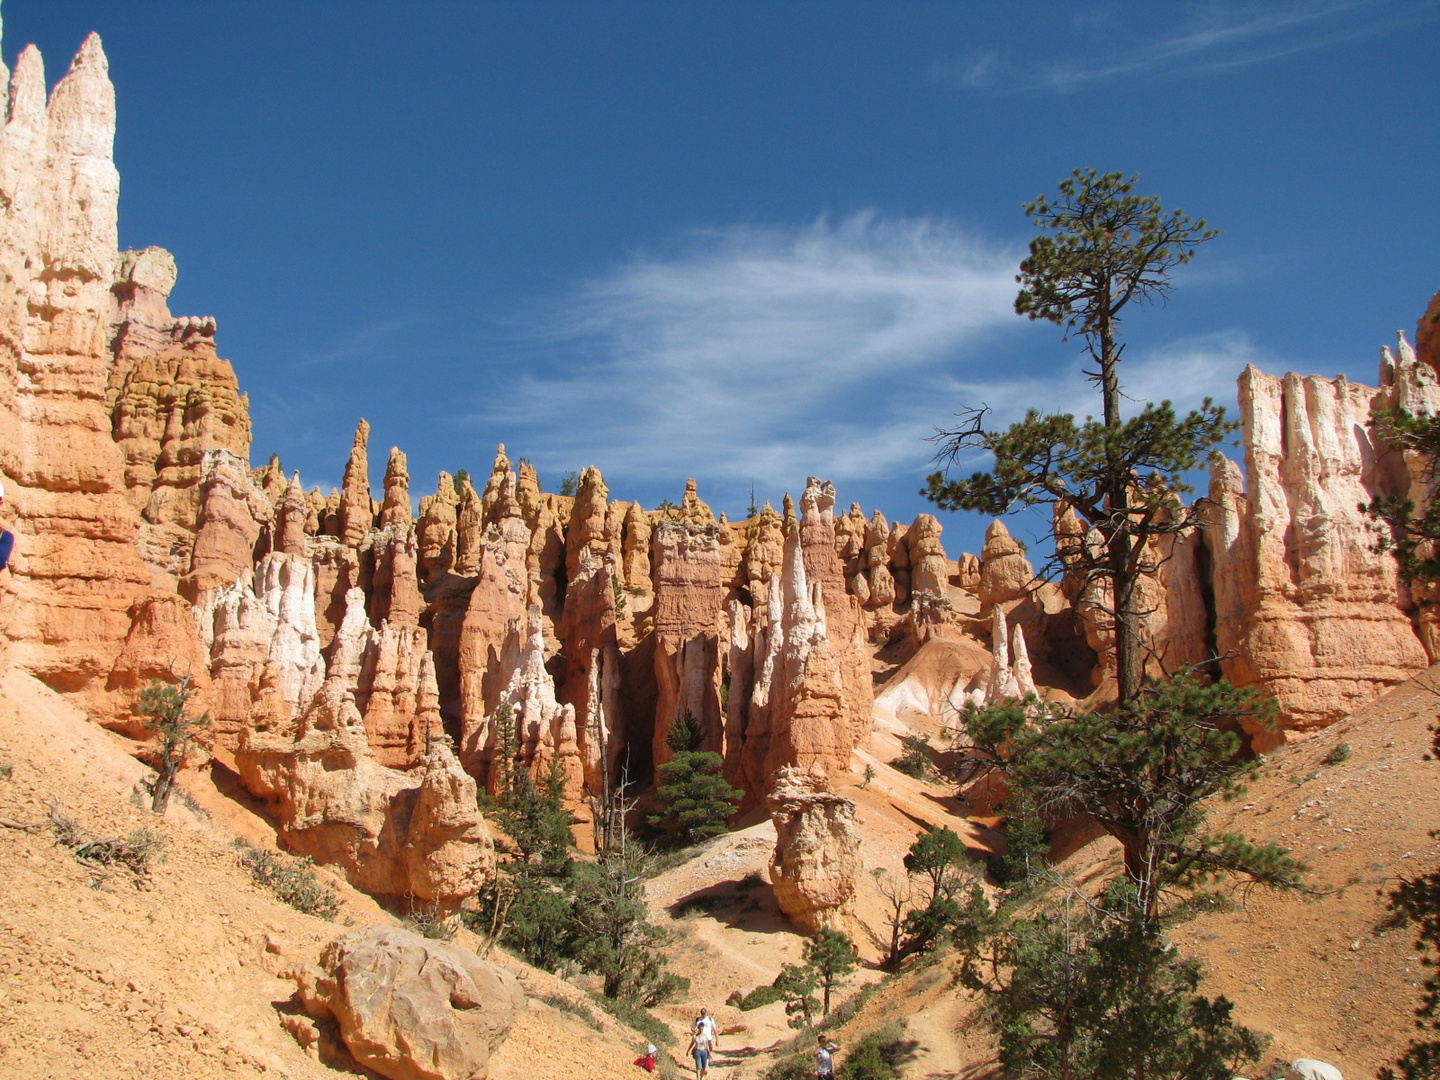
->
[294,925,524,1080]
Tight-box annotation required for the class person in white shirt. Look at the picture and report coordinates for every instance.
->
[815,1035,837,1080]
[692,1007,717,1044]
[688,1011,716,1080]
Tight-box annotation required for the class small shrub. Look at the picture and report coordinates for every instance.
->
[763,1056,813,1080]
[738,871,765,890]
[45,799,87,848]
[890,734,933,779]
[234,839,341,921]
[405,896,456,940]
[837,1033,898,1080]
[590,992,674,1048]
[539,992,605,1032]
[0,762,12,780]
[173,785,211,820]
[1323,742,1351,766]
[73,829,167,877]
[740,984,785,1010]
[675,893,728,917]
[43,800,166,882]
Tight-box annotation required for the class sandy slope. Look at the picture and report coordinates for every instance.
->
[4,644,1436,1080]
[0,668,651,1080]
[652,664,1440,1080]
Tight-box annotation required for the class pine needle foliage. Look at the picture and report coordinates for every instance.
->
[993,789,1049,887]
[775,962,821,1030]
[990,883,1267,1080]
[923,169,1229,704]
[1380,869,1440,1080]
[1364,404,1440,1080]
[650,711,742,845]
[803,928,858,1015]
[955,677,1307,924]
[1363,408,1440,596]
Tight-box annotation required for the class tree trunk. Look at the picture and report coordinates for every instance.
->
[1123,834,1162,926]
[1099,301,1144,705]
[1098,305,1121,429]
[150,768,173,814]
[1113,533,1145,706]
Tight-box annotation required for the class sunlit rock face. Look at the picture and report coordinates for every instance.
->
[1204,339,1440,745]
[13,16,1440,925]
[0,32,241,713]
[767,766,861,934]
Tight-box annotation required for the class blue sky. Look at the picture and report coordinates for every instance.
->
[9,1,1439,555]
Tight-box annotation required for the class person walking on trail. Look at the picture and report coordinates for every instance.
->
[689,1013,716,1080]
[693,1007,718,1045]
[815,1035,837,1080]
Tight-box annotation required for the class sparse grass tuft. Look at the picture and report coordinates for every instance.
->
[539,993,605,1031]
[234,838,341,921]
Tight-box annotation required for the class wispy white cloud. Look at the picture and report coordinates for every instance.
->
[932,0,1433,94]
[468,213,1023,500]
[459,216,1285,510]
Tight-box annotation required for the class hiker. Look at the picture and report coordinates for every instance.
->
[815,1035,837,1080]
[0,481,13,594]
[633,1044,657,1072]
[693,1006,718,1045]
[688,1014,715,1080]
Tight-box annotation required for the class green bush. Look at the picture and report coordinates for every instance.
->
[740,984,785,1010]
[890,734,932,779]
[234,839,341,921]
[1323,742,1351,766]
[650,749,743,845]
[762,1055,813,1080]
[991,790,1048,887]
[591,992,675,1048]
[837,1033,898,1080]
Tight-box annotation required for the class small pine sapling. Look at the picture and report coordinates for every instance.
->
[803,928,858,1015]
[775,962,820,1029]
[137,667,211,814]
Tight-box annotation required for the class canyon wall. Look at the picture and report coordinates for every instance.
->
[4,25,1439,908]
